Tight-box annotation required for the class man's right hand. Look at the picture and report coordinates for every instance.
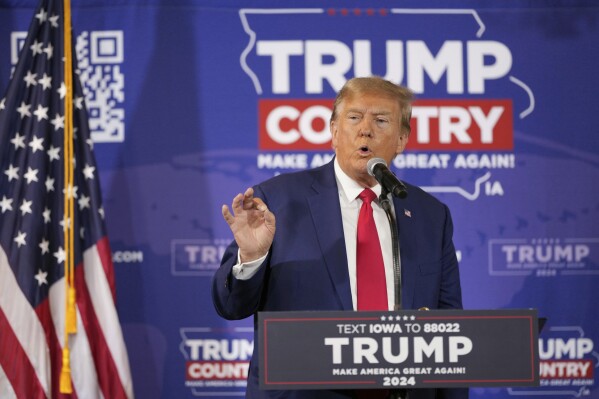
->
[222,187,276,263]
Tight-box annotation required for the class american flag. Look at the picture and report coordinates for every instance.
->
[0,0,133,398]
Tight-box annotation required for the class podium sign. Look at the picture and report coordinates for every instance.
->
[259,309,539,390]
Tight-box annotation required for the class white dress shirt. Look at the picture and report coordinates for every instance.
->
[334,159,396,311]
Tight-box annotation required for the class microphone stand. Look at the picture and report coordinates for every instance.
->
[378,187,406,399]
[378,186,402,311]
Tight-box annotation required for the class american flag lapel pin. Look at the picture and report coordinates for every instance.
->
[404,209,412,218]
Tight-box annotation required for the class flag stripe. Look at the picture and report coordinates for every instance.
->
[0,364,18,399]
[0,248,49,398]
[75,244,128,399]
[96,235,116,302]
[84,239,133,398]
[0,306,46,399]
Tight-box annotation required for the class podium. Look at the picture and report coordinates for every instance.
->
[258,309,539,390]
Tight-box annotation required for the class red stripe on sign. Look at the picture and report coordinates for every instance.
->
[35,299,80,399]
[186,361,249,381]
[409,99,513,150]
[75,263,128,399]
[540,360,594,379]
[259,99,334,150]
[258,98,513,151]
[0,305,47,399]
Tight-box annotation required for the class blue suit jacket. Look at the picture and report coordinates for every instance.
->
[212,160,466,399]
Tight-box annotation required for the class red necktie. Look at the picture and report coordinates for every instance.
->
[356,188,388,311]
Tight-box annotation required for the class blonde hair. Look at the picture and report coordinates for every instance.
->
[330,77,414,136]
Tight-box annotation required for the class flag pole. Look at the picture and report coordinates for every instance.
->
[60,0,76,393]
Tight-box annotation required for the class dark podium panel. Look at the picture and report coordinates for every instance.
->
[259,309,539,390]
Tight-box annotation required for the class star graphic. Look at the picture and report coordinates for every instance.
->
[59,216,71,231]
[57,82,67,99]
[0,196,13,213]
[30,40,43,55]
[24,71,38,86]
[20,199,33,215]
[42,208,51,223]
[33,104,49,121]
[49,14,59,28]
[74,96,84,110]
[50,114,64,130]
[29,135,44,153]
[63,185,78,199]
[54,247,66,264]
[99,207,105,219]
[34,270,48,286]
[39,238,50,254]
[4,164,19,181]
[14,231,27,247]
[24,167,39,184]
[45,176,55,191]
[43,43,53,59]
[0,98,5,110]
[10,132,26,149]
[83,164,95,180]
[35,8,47,23]
[78,194,91,210]
[16,102,31,118]
[38,73,52,90]
[86,138,94,150]
[47,145,60,161]
[80,227,85,239]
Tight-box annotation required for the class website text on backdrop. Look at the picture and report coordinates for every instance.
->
[212,76,467,399]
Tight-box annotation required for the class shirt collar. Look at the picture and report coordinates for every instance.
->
[334,157,382,203]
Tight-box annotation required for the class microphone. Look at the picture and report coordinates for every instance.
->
[367,158,408,199]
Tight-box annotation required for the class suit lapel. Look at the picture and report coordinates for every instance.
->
[394,196,417,309]
[307,162,353,310]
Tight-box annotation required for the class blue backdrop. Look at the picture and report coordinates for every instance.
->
[1,0,598,398]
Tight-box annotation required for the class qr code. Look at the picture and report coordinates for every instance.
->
[10,30,125,143]
[76,31,125,143]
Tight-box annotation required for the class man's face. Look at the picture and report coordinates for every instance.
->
[330,92,408,187]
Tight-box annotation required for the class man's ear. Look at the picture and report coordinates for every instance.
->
[330,120,338,150]
[395,133,409,155]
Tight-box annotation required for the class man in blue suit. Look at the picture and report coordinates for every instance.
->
[212,77,466,399]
